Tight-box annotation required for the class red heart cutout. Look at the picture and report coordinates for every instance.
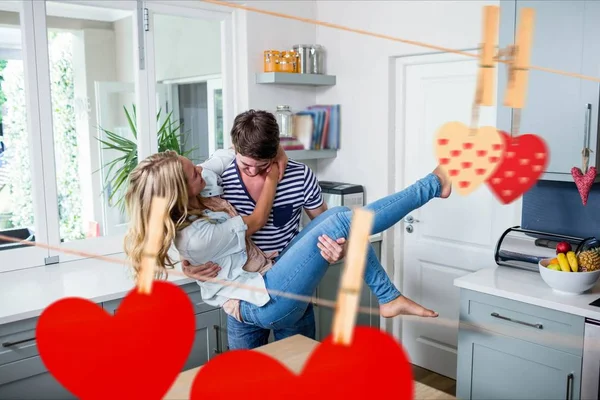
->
[37,281,196,400]
[571,166,597,205]
[191,327,413,400]
[486,131,549,204]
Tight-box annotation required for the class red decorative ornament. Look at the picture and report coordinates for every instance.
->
[485,130,549,204]
[571,146,597,206]
[190,326,414,400]
[36,281,196,400]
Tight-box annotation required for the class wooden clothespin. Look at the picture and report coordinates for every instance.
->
[331,208,374,346]
[504,7,535,110]
[478,5,500,107]
[138,196,169,295]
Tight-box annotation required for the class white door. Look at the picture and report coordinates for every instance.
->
[394,53,522,379]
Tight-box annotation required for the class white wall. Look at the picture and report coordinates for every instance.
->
[243,1,318,115]
[154,14,221,82]
[315,0,498,200]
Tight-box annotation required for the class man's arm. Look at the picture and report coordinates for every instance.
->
[302,166,346,263]
[199,145,288,181]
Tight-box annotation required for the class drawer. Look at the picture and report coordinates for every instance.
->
[102,282,216,315]
[0,316,39,367]
[460,289,585,356]
[0,355,75,399]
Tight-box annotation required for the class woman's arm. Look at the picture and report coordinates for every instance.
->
[241,163,278,236]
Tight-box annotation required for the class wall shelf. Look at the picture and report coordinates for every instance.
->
[286,149,337,160]
[255,72,336,86]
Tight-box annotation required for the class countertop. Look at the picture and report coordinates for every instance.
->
[0,253,192,325]
[165,334,455,400]
[0,235,384,326]
[454,266,600,321]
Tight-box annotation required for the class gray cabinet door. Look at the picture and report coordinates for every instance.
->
[581,0,600,174]
[498,1,589,180]
[314,241,382,342]
[183,309,220,371]
[457,325,582,400]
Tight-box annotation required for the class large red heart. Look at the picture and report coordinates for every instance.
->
[486,131,549,204]
[190,327,413,400]
[37,281,196,400]
[572,166,597,206]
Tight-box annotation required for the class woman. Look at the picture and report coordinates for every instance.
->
[124,150,451,330]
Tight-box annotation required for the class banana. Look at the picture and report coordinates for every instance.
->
[557,253,571,272]
[566,251,579,272]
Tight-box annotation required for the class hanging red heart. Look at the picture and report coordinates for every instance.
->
[36,281,196,400]
[485,131,549,204]
[572,166,597,206]
[190,326,414,400]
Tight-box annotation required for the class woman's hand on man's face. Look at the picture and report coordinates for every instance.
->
[181,260,221,280]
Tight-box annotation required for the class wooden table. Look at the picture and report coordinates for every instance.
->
[165,335,456,399]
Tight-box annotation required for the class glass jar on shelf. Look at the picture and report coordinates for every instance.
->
[264,50,280,72]
[278,50,297,73]
[275,105,293,137]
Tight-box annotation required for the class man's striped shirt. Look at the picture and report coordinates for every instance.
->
[221,159,323,254]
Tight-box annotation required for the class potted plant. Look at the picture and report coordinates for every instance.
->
[96,104,195,212]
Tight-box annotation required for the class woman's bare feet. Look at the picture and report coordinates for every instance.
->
[433,166,452,198]
[380,295,438,318]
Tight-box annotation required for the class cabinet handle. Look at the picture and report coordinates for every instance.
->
[213,325,221,354]
[565,373,573,400]
[584,103,592,150]
[2,337,36,347]
[490,312,543,329]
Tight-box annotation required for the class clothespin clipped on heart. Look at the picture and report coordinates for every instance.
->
[435,6,547,204]
[331,208,374,346]
[137,196,169,294]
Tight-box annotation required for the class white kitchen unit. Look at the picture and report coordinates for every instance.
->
[455,267,600,400]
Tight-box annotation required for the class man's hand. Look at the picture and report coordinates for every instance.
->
[274,145,288,182]
[317,235,347,264]
[181,260,221,280]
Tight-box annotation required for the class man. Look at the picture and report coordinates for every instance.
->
[185,109,346,350]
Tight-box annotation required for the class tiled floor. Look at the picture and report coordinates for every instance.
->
[412,365,456,397]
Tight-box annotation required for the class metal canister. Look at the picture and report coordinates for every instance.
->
[309,45,325,74]
[292,44,311,74]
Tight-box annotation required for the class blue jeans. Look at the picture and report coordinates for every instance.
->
[239,173,441,331]
[226,303,316,350]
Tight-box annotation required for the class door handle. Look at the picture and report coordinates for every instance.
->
[565,372,573,400]
[404,215,419,224]
[213,325,221,354]
[490,312,543,329]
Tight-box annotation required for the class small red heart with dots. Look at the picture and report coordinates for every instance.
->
[190,327,414,400]
[36,281,196,400]
[485,131,549,204]
[572,166,597,206]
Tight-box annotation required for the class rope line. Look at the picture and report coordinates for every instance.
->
[202,0,600,84]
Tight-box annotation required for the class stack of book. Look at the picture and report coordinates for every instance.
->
[283,104,340,151]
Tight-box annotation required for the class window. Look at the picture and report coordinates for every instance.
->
[0,0,235,272]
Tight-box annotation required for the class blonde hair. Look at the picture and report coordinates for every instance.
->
[123,150,204,280]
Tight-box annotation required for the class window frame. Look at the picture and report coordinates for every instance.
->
[0,0,240,271]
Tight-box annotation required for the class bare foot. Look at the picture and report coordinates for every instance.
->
[380,296,438,318]
[433,166,452,198]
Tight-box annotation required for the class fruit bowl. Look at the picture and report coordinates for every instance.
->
[538,258,600,295]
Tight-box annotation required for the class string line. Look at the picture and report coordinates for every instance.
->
[202,0,600,84]
[0,233,372,315]
[5,232,600,352]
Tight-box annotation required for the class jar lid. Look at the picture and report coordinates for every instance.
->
[276,105,291,110]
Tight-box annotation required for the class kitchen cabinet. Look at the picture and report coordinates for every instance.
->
[456,288,584,399]
[458,327,581,400]
[184,309,221,370]
[497,0,600,182]
[0,356,75,400]
[313,240,382,342]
